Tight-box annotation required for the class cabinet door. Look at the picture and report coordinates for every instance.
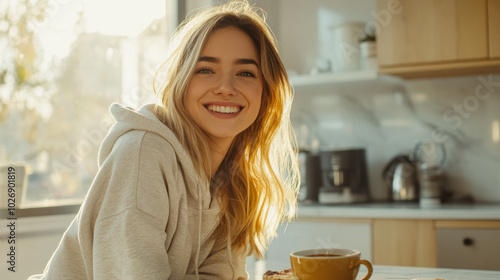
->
[437,228,500,270]
[264,218,372,272]
[489,0,500,58]
[373,219,437,267]
[377,0,489,67]
[435,220,500,270]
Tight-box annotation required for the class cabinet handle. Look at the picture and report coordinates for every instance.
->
[463,237,474,246]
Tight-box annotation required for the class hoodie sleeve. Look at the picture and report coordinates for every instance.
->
[93,208,171,279]
[89,130,173,279]
[184,237,248,280]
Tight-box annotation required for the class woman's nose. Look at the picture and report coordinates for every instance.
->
[213,74,236,96]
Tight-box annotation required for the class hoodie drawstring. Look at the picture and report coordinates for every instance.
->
[194,186,202,279]
[227,219,235,279]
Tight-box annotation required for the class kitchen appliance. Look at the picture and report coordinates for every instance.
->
[382,155,419,202]
[303,152,322,204]
[413,141,447,207]
[298,150,322,204]
[318,149,370,204]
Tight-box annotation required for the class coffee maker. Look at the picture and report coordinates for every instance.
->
[318,149,370,204]
[299,151,322,204]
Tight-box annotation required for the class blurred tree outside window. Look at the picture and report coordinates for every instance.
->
[0,0,175,207]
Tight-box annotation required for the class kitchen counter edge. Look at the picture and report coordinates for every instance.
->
[296,203,500,220]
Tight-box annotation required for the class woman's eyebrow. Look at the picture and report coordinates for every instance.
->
[198,56,219,63]
[235,58,258,67]
[197,56,258,67]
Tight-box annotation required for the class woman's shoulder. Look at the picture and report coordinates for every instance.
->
[91,130,182,223]
[109,130,178,162]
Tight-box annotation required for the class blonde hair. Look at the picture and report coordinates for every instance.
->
[153,0,299,258]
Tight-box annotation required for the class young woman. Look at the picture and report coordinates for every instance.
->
[29,1,299,279]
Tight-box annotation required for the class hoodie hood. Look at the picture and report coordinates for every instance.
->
[98,103,207,202]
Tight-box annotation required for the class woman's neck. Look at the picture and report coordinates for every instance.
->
[209,137,233,175]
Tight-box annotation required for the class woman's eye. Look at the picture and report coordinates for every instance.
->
[239,71,256,78]
[197,68,213,74]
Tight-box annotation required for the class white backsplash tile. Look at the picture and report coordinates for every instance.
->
[292,74,500,202]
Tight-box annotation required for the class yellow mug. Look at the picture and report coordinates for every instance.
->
[290,248,373,280]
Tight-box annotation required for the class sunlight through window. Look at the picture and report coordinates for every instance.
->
[0,0,172,207]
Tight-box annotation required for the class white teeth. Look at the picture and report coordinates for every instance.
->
[207,105,241,114]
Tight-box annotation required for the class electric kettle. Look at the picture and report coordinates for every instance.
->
[382,155,419,202]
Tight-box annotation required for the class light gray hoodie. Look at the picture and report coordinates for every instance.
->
[28,103,247,280]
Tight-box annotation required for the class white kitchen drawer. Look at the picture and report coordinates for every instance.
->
[437,228,500,270]
[264,218,372,272]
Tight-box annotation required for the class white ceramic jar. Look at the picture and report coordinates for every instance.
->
[331,22,365,72]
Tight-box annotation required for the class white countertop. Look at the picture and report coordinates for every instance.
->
[249,262,500,280]
[367,265,500,280]
[297,203,500,220]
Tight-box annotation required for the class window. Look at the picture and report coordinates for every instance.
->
[0,0,175,207]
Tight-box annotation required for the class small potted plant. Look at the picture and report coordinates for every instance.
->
[359,32,377,71]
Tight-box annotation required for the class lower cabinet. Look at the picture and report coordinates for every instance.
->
[264,217,500,273]
[436,221,500,270]
[372,219,500,270]
[263,218,372,272]
[373,219,437,267]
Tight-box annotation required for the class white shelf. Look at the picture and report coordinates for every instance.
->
[289,70,377,86]
[288,70,405,94]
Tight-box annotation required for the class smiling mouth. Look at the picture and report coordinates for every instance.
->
[205,104,242,114]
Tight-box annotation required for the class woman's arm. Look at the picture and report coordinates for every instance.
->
[81,130,174,279]
[92,208,171,279]
[183,234,248,280]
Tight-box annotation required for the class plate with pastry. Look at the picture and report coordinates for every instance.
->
[262,268,296,280]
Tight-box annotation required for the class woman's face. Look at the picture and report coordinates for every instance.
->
[185,26,263,146]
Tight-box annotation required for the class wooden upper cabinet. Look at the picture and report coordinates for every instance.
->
[377,0,488,67]
[489,0,500,58]
[376,0,500,78]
